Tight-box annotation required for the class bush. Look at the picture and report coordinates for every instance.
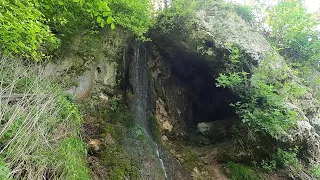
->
[273,148,302,171]
[216,45,306,137]
[261,148,302,173]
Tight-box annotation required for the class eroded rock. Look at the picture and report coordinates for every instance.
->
[197,118,236,143]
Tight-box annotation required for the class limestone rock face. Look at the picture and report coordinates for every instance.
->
[191,9,272,63]
[152,6,273,73]
[45,28,132,100]
[151,4,320,165]
[280,121,320,162]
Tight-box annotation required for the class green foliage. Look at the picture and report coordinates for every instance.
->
[55,136,90,180]
[0,56,90,179]
[261,148,302,173]
[309,163,320,178]
[227,162,260,180]
[0,156,12,180]
[273,148,301,171]
[0,113,25,144]
[0,0,153,60]
[108,0,153,39]
[265,0,320,61]
[156,0,198,33]
[57,94,82,125]
[38,0,116,36]
[234,4,254,23]
[216,46,304,137]
[0,0,58,60]
[39,0,153,38]
[261,159,276,172]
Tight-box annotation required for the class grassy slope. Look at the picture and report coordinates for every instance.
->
[0,56,90,179]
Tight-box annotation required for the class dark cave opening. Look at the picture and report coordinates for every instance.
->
[168,51,239,125]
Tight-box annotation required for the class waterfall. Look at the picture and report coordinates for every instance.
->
[130,42,168,179]
[130,42,149,131]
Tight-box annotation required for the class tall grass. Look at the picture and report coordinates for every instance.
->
[0,56,90,179]
[227,162,261,180]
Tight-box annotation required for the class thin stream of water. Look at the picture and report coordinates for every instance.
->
[130,42,168,179]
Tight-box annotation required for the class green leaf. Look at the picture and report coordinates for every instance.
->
[18,41,25,48]
[107,16,113,24]
[105,6,111,11]
[111,23,115,30]
[97,16,102,23]
[103,11,109,17]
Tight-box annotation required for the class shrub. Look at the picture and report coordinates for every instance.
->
[261,148,302,173]
[273,148,302,172]
[216,46,303,137]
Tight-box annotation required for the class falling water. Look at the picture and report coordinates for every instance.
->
[130,42,168,179]
[130,42,149,131]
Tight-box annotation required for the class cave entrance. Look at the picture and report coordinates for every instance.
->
[162,49,240,144]
[168,51,239,125]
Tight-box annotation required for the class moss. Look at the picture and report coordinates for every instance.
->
[100,122,140,180]
[227,162,261,180]
[104,123,125,142]
[100,143,140,180]
[100,95,136,128]
[149,115,161,143]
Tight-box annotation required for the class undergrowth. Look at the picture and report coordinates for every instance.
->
[216,45,304,138]
[0,56,90,179]
[227,162,261,180]
[261,148,302,173]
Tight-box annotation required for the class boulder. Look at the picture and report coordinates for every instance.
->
[197,118,236,143]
